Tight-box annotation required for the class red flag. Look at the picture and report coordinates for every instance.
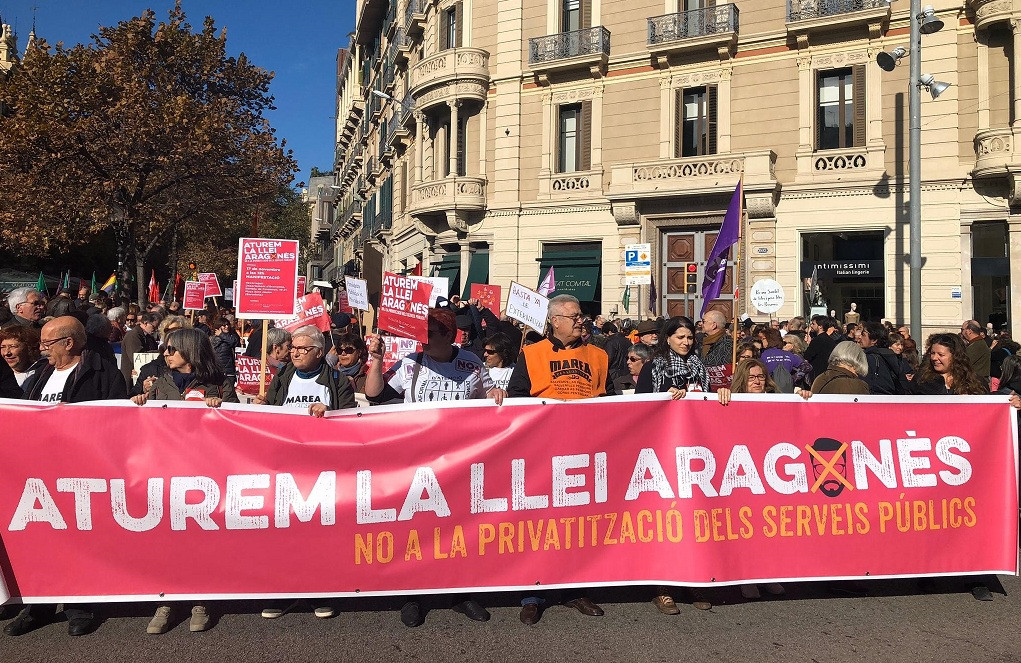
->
[148,271,160,303]
[412,262,422,276]
[174,273,184,300]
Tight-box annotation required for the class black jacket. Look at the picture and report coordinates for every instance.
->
[863,346,910,395]
[0,358,23,398]
[211,330,241,377]
[804,332,839,381]
[23,350,128,402]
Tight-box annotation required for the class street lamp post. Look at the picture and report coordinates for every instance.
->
[908,0,922,343]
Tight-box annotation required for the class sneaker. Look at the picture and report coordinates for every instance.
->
[740,584,761,600]
[452,599,490,622]
[764,583,786,597]
[261,600,298,619]
[146,605,172,635]
[189,605,209,632]
[314,605,335,619]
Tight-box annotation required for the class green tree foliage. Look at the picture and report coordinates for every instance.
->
[0,3,296,304]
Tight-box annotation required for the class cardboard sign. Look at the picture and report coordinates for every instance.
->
[234,356,278,396]
[273,292,332,333]
[506,281,549,333]
[470,283,502,313]
[337,291,354,315]
[236,238,300,319]
[411,276,448,307]
[377,272,433,343]
[345,277,369,311]
[199,273,223,299]
[132,352,160,385]
[296,276,307,300]
[183,281,207,311]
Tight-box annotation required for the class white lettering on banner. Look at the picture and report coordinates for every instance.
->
[5,434,975,532]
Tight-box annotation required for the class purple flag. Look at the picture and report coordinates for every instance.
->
[700,180,742,319]
[649,273,657,315]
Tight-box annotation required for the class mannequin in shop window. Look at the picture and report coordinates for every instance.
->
[844,302,860,325]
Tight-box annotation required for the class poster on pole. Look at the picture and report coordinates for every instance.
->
[506,281,549,333]
[470,283,502,313]
[337,291,354,315]
[198,273,223,299]
[624,243,652,286]
[235,238,300,319]
[411,276,448,306]
[183,281,207,311]
[296,276,307,300]
[750,279,785,315]
[345,277,369,311]
[377,272,433,343]
[273,292,332,333]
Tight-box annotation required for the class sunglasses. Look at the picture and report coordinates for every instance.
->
[626,356,641,362]
[482,348,496,355]
[338,347,359,355]
[164,345,179,355]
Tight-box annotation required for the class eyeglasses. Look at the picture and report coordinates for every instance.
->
[163,345,179,355]
[747,374,767,381]
[626,356,642,363]
[483,348,497,355]
[39,336,71,349]
[338,346,359,355]
[552,314,584,323]
[290,344,318,355]
[21,299,44,308]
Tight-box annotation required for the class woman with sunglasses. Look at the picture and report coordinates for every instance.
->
[481,332,516,390]
[330,329,370,394]
[613,342,652,394]
[130,316,189,396]
[130,327,236,634]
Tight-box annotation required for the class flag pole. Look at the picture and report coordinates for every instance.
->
[731,176,744,371]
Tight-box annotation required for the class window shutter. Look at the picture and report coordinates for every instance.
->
[455,3,463,47]
[400,162,407,212]
[815,72,822,150]
[580,100,592,171]
[581,0,592,30]
[674,88,683,159]
[440,10,449,50]
[853,64,867,147]
[707,84,718,155]
[457,116,467,176]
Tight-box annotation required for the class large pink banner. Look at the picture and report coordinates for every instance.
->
[0,395,1016,603]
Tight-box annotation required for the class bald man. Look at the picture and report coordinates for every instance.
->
[22,316,126,404]
[10,317,126,637]
[699,310,734,367]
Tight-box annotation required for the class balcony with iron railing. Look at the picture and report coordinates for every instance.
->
[647,5,738,64]
[406,0,426,37]
[528,26,610,85]
[333,199,363,240]
[383,49,396,94]
[786,0,890,43]
[395,26,412,65]
[387,95,415,148]
[410,47,490,110]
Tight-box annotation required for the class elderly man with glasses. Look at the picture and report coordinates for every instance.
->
[9,316,126,638]
[255,325,355,417]
[2,287,46,330]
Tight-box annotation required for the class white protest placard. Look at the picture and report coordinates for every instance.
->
[132,352,160,385]
[346,277,369,310]
[410,276,449,306]
[750,278,785,314]
[506,281,549,333]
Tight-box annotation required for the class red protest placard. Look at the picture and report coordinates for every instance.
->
[377,272,432,343]
[337,291,354,315]
[198,273,223,298]
[470,283,501,313]
[274,292,331,333]
[234,356,278,395]
[296,276,307,300]
[236,238,300,319]
[183,281,206,311]
[373,336,420,373]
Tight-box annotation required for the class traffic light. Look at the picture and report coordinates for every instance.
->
[685,263,698,294]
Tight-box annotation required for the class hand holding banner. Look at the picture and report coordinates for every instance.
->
[377,272,433,343]
[506,282,549,332]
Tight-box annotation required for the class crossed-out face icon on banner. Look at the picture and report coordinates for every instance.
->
[807,437,854,498]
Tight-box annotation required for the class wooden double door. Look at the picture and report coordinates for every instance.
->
[662,229,735,322]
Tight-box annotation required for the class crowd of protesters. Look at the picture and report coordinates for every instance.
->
[1,281,1019,635]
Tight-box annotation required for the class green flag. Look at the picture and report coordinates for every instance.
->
[62,271,70,291]
[36,271,46,294]
[90,272,97,293]
[621,284,631,312]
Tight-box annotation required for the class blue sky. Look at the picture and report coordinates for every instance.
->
[0,0,355,187]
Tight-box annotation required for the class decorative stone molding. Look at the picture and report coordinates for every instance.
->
[812,49,870,68]
[796,144,885,180]
[410,47,491,112]
[538,168,604,200]
[612,202,639,226]
[745,193,777,219]
[969,0,1014,30]
[973,126,1015,178]
[670,70,723,87]
[552,88,598,103]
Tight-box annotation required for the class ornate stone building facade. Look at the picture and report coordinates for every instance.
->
[321,0,1020,336]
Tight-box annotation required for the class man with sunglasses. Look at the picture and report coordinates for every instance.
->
[10,316,125,638]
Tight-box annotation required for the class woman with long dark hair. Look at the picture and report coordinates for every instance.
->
[130,327,238,634]
[481,332,516,391]
[635,316,709,397]
[908,333,987,396]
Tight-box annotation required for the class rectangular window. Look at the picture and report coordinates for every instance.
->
[442,119,452,177]
[563,0,581,31]
[558,104,580,173]
[675,86,717,158]
[816,67,866,150]
[457,116,467,176]
[445,7,457,48]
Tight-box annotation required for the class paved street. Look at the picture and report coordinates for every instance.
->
[2,575,1020,662]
